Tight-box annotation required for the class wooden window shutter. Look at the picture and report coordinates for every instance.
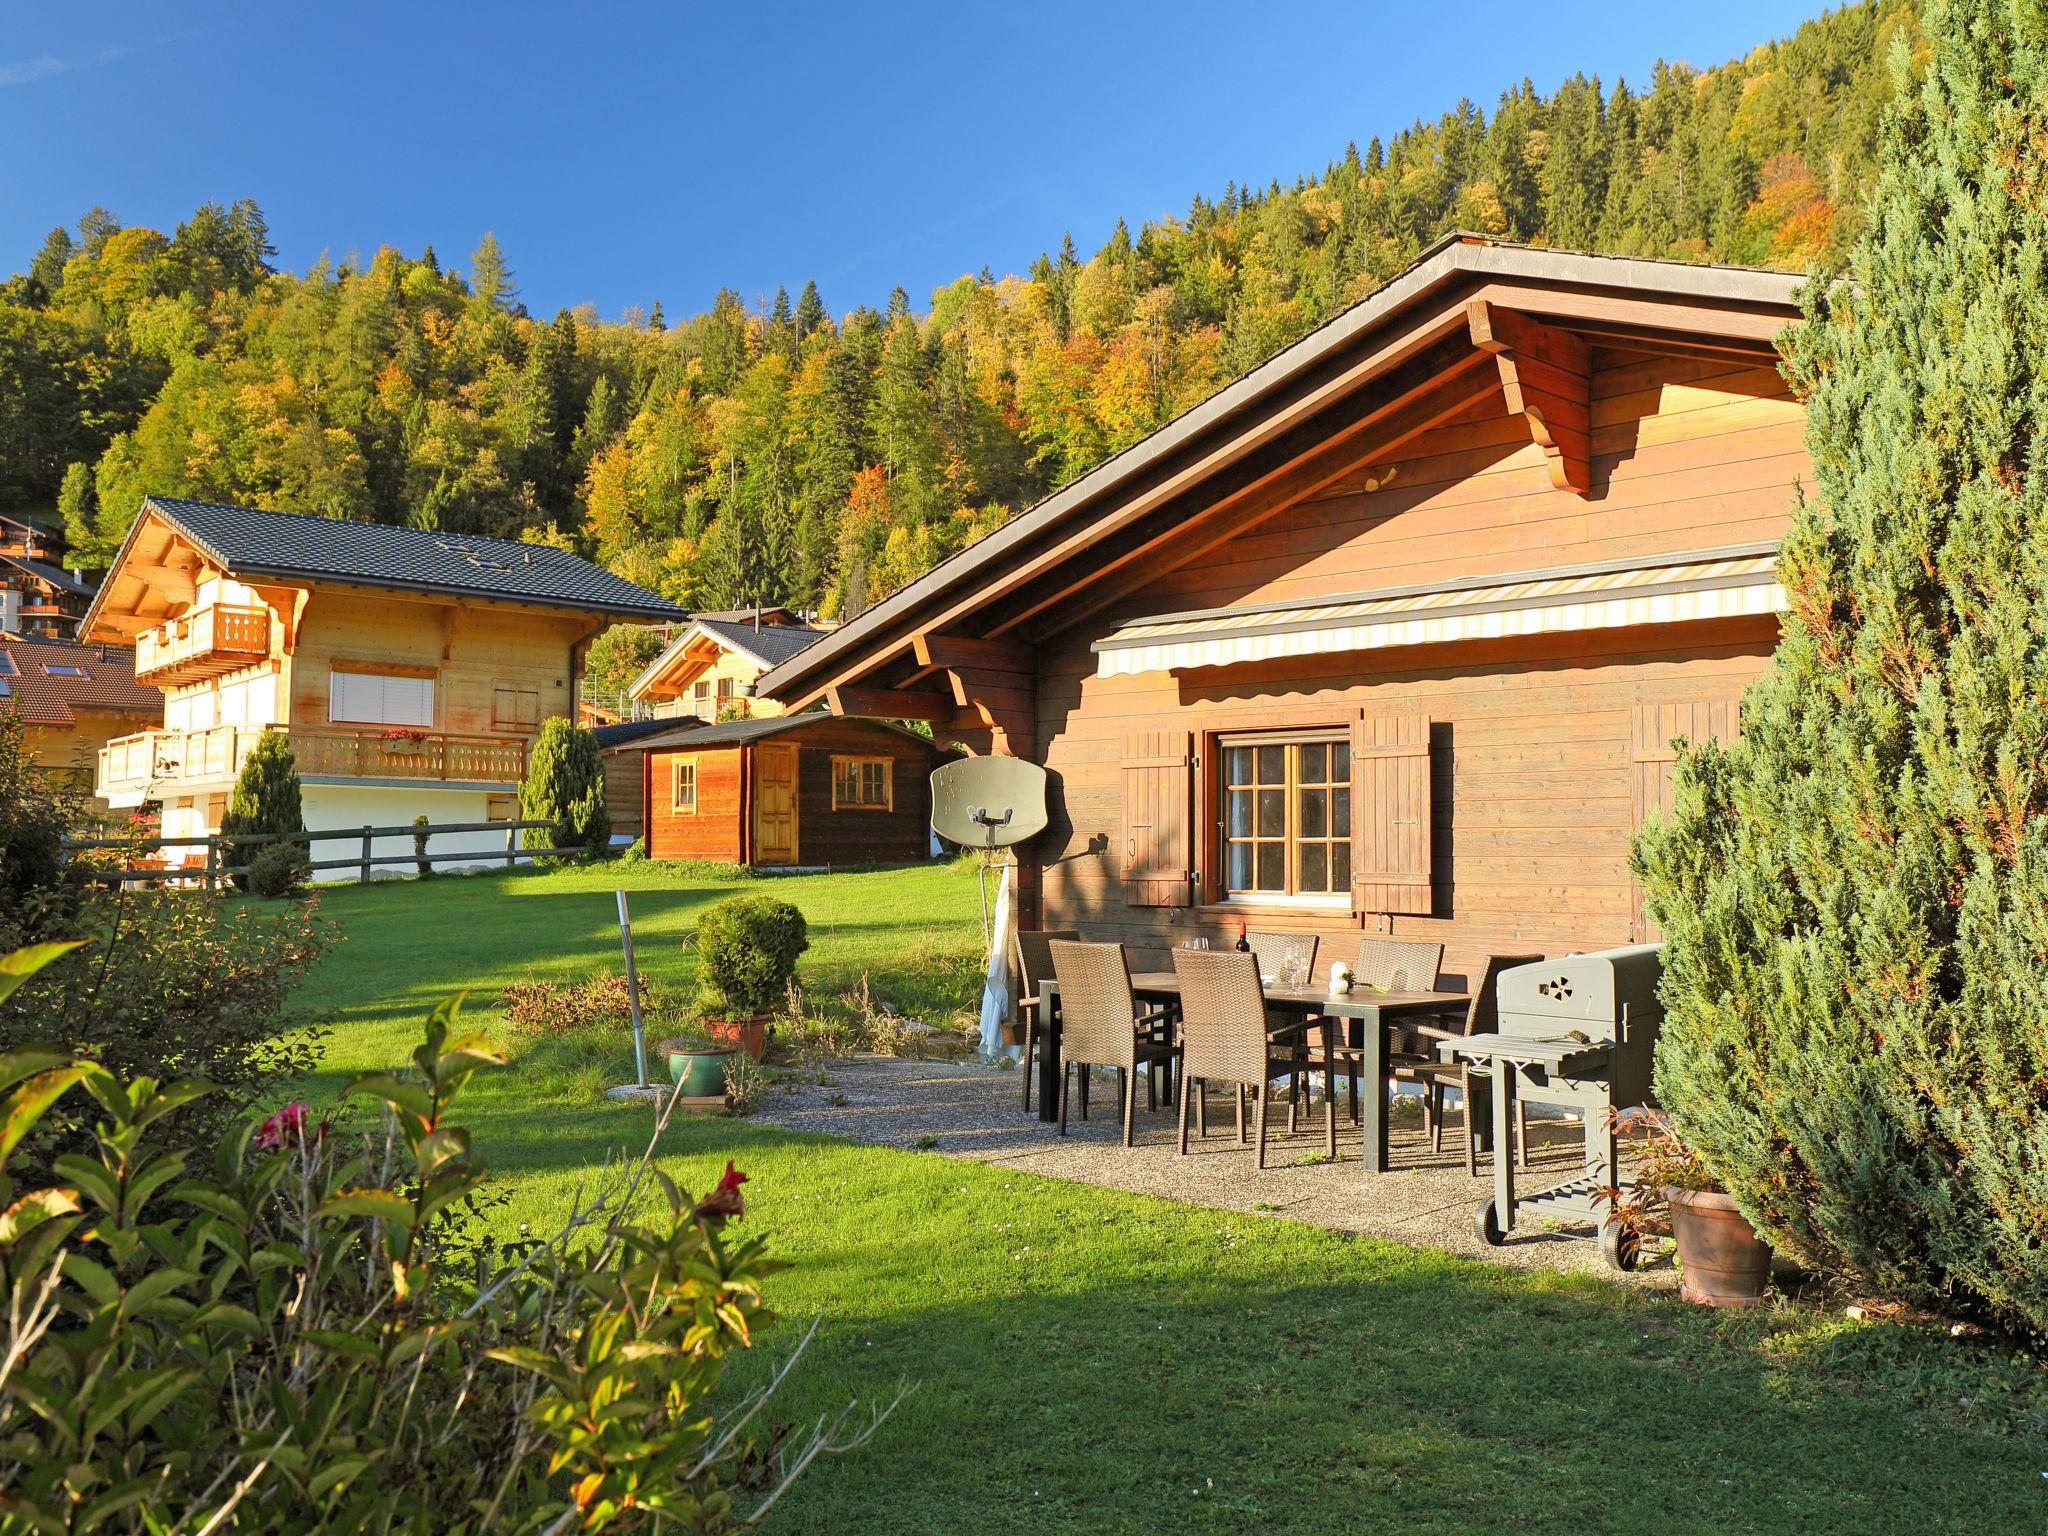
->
[1350,713,1434,917]
[1628,698,1739,942]
[1120,729,1193,907]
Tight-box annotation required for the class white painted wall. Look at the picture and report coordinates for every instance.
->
[300,784,528,882]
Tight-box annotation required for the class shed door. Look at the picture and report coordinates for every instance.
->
[1628,698,1740,942]
[1120,729,1192,907]
[754,745,799,865]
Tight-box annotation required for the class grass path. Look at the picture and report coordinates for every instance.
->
[286,864,2048,1534]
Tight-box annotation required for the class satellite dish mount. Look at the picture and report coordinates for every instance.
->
[929,757,1050,944]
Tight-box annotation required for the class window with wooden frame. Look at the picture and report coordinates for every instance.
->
[492,684,541,730]
[1217,731,1351,903]
[670,757,698,813]
[831,756,891,810]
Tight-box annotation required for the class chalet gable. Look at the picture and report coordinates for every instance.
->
[757,236,1805,749]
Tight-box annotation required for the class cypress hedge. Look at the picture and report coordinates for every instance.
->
[521,718,608,857]
[219,730,306,890]
[1634,0,2048,1334]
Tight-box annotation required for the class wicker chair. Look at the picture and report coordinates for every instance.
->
[1171,948,1314,1166]
[1245,931,1319,987]
[1013,929,1080,1113]
[1390,954,1542,1175]
[1299,938,1446,1128]
[1047,940,1180,1145]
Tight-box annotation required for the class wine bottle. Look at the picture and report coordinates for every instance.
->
[1234,920,1250,954]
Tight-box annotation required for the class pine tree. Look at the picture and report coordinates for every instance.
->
[468,232,515,314]
[520,718,608,857]
[794,279,825,345]
[219,731,305,890]
[1634,0,2048,1335]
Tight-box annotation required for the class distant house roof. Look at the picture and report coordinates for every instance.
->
[0,554,93,596]
[0,633,158,728]
[86,497,687,630]
[626,614,829,702]
[693,617,827,668]
[625,711,935,755]
[593,716,697,751]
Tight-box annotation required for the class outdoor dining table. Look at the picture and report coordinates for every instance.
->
[1036,970,1469,1173]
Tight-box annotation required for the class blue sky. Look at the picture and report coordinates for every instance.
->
[3,1,1829,322]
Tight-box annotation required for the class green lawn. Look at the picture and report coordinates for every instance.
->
[290,863,2047,1535]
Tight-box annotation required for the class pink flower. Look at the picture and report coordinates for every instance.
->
[693,1162,748,1222]
[254,1101,311,1151]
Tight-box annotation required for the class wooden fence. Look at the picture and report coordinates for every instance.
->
[62,818,585,892]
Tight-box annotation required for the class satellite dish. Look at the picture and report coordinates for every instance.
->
[931,756,1048,851]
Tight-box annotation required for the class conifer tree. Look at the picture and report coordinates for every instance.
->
[520,718,608,858]
[1634,0,2048,1334]
[219,730,306,890]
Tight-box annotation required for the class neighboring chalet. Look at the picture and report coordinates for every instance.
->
[628,607,828,721]
[631,713,946,867]
[81,497,685,874]
[758,236,1808,975]
[1,514,94,638]
[1,632,159,805]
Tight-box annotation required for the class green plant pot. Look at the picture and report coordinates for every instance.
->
[667,1048,736,1097]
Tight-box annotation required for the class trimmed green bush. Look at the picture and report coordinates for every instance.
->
[695,894,808,1017]
[520,717,608,858]
[1633,0,2048,1335]
[219,728,305,890]
[246,839,311,898]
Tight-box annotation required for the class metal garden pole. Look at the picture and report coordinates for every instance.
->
[616,889,649,1086]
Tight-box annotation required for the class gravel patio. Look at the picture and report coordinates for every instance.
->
[758,1054,1677,1285]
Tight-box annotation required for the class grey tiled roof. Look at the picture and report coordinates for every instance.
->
[138,497,687,620]
[694,617,826,667]
[593,716,697,751]
[616,711,937,754]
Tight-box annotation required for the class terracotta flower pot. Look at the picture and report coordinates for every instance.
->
[706,1017,769,1061]
[1666,1187,1773,1308]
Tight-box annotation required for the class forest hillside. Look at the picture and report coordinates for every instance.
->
[0,0,1910,635]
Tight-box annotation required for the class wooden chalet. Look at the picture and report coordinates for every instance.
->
[631,713,945,867]
[627,607,828,721]
[1,633,159,807]
[1,514,95,638]
[80,497,685,875]
[758,236,1808,973]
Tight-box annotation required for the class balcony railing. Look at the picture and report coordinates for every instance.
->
[97,725,527,802]
[133,605,271,684]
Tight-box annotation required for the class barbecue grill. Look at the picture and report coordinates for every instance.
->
[1442,943,1665,1270]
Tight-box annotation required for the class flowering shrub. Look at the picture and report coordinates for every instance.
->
[0,949,897,1531]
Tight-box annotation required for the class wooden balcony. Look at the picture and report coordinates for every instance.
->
[97,725,526,804]
[133,605,271,684]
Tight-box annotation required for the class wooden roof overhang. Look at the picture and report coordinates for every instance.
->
[757,236,1804,752]
[629,625,731,701]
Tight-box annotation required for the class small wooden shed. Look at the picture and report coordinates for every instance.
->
[637,713,945,866]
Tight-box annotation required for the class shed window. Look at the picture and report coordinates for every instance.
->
[1218,732,1350,901]
[670,758,698,813]
[832,756,891,810]
[492,685,541,729]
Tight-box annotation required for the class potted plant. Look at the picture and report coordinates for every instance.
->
[657,1028,736,1098]
[692,894,808,1061]
[1602,1109,1773,1308]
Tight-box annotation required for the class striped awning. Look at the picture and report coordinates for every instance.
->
[1093,542,1786,679]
